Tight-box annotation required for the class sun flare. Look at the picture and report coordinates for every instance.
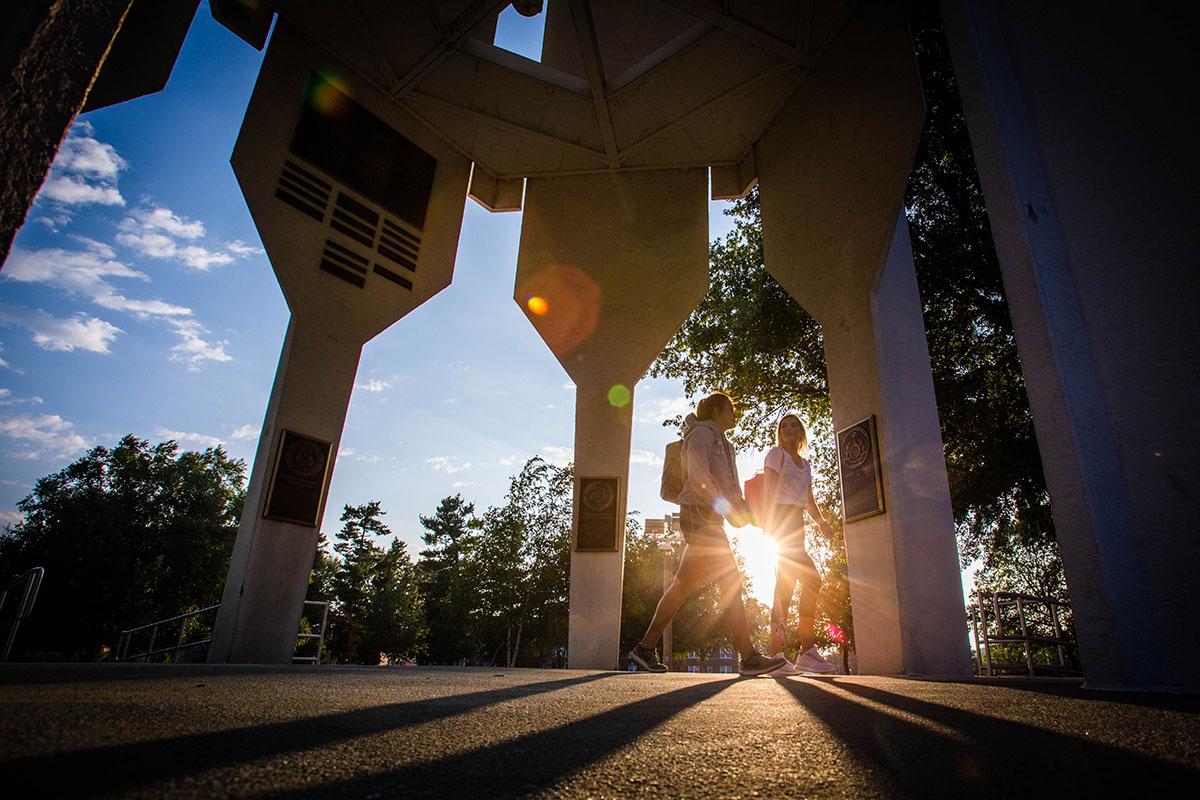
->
[729,525,779,604]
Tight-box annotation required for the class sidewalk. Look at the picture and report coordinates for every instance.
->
[2,664,1198,797]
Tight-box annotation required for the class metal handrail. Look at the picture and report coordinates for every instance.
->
[969,590,1080,676]
[116,600,331,665]
[1,566,45,662]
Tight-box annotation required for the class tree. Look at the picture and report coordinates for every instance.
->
[323,501,424,664]
[468,457,572,667]
[0,434,245,660]
[415,494,478,664]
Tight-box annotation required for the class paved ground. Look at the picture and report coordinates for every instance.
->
[2,664,1199,798]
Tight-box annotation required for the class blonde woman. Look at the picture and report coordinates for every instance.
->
[764,414,837,674]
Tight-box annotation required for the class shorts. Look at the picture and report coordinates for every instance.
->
[679,504,727,546]
[768,504,808,556]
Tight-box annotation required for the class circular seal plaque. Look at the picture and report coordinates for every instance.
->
[284,439,325,480]
[841,428,872,470]
[582,479,616,512]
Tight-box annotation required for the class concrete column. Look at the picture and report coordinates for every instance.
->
[939,1,1200,689]
[0,0,133,262]
[209,22,471,663]
[209,317,360,663]
[515,168,709,669]
[755,0,969,675]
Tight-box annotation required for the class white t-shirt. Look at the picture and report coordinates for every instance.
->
[764,446,812,507]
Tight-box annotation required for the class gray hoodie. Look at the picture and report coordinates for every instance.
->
[677,413,749,517]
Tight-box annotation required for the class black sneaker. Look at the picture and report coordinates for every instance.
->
[738,651,786,676]
[628,644,668,672]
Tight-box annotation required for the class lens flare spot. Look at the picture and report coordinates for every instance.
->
[824,622,847,644]
[712,497,732,517]
[526,295,549,316]
[514,264,600,356]
[308,73,353,118]
[607,384,631,407]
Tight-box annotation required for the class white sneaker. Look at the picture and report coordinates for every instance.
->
[768,652,802,676]
[794,646,836,674]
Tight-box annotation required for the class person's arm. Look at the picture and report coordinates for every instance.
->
[805,483,836,540]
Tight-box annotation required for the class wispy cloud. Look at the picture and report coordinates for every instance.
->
[630,448,664,467]
[634,395,692,425]
[0,304,121,353]
[497,455,519,466]
[538,445,573,466]
[0,388,43,407]
[167,318,231,370]
[0,510,23,528]
[426,455,472,474]
[355,379,392,393]
[0,413,90,460]
[3,245,191,318]
[229,424,260,441]
[154,426,223,448]
[116,206,255,270]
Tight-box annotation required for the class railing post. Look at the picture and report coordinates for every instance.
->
[1015,596,1034,675]
[147,624,158,662]
[1051,599,1068,669]
[969,603,983,676]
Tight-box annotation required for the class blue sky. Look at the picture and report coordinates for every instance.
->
[0,4,815,596]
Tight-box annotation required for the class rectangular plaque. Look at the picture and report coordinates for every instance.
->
[291,74,436,229]
[575,477,621,552]
[837,416,885,523]
[263,429,333,527]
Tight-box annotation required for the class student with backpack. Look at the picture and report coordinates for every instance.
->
[628,392,786,676]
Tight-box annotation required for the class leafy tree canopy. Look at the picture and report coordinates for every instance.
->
[0,434,245,660]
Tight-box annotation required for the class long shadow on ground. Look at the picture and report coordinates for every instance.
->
[259,676,738,799]
[779,677,1200,798]
[2,671,616,796]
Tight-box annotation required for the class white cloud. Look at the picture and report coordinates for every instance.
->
[630,448,664,467]
[0,510,23,528]
[229,424,260,441]
[0,413,90,460]
[224,240,263,256]
[167,319,231,370]
[635,395,692,425]
[115,207,251,270]
[337,446,354,458]
[0,389,43,407]
[2,246,191,318]
[539,445,573,466]
[356,379,392,393]
[33,121,127,214]
[452,480,476,488]
[426,456,472,474]
[562,382,575,391]
[497,455,518,466]
[154,427,223,448]
[0,304,121,353]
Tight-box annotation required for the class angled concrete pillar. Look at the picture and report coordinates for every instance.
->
[210,23,471,663]
[755,0,969,676]
[515,168,708,669]
[0,0,132,263]
[940,1,1200,689]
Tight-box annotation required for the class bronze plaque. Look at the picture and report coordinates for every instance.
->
[837,416,885,523]
[575,477,621,552]
[263,429,333,527]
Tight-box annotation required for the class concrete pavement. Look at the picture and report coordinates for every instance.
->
[2,664,1198,797]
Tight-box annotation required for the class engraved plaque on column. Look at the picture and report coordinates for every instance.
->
[575,477,621,552]
[263,429,333,527]
[837,416,885,523]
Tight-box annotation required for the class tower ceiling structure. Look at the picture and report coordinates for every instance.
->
[270,0,861,183]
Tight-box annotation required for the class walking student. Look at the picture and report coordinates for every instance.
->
[629,392,785,676]
[763,414,836,675]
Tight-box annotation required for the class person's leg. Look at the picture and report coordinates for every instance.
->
[638,542,710,649]
[709,539,759,659]
[770,557,799,654]
[792,547,821,651]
